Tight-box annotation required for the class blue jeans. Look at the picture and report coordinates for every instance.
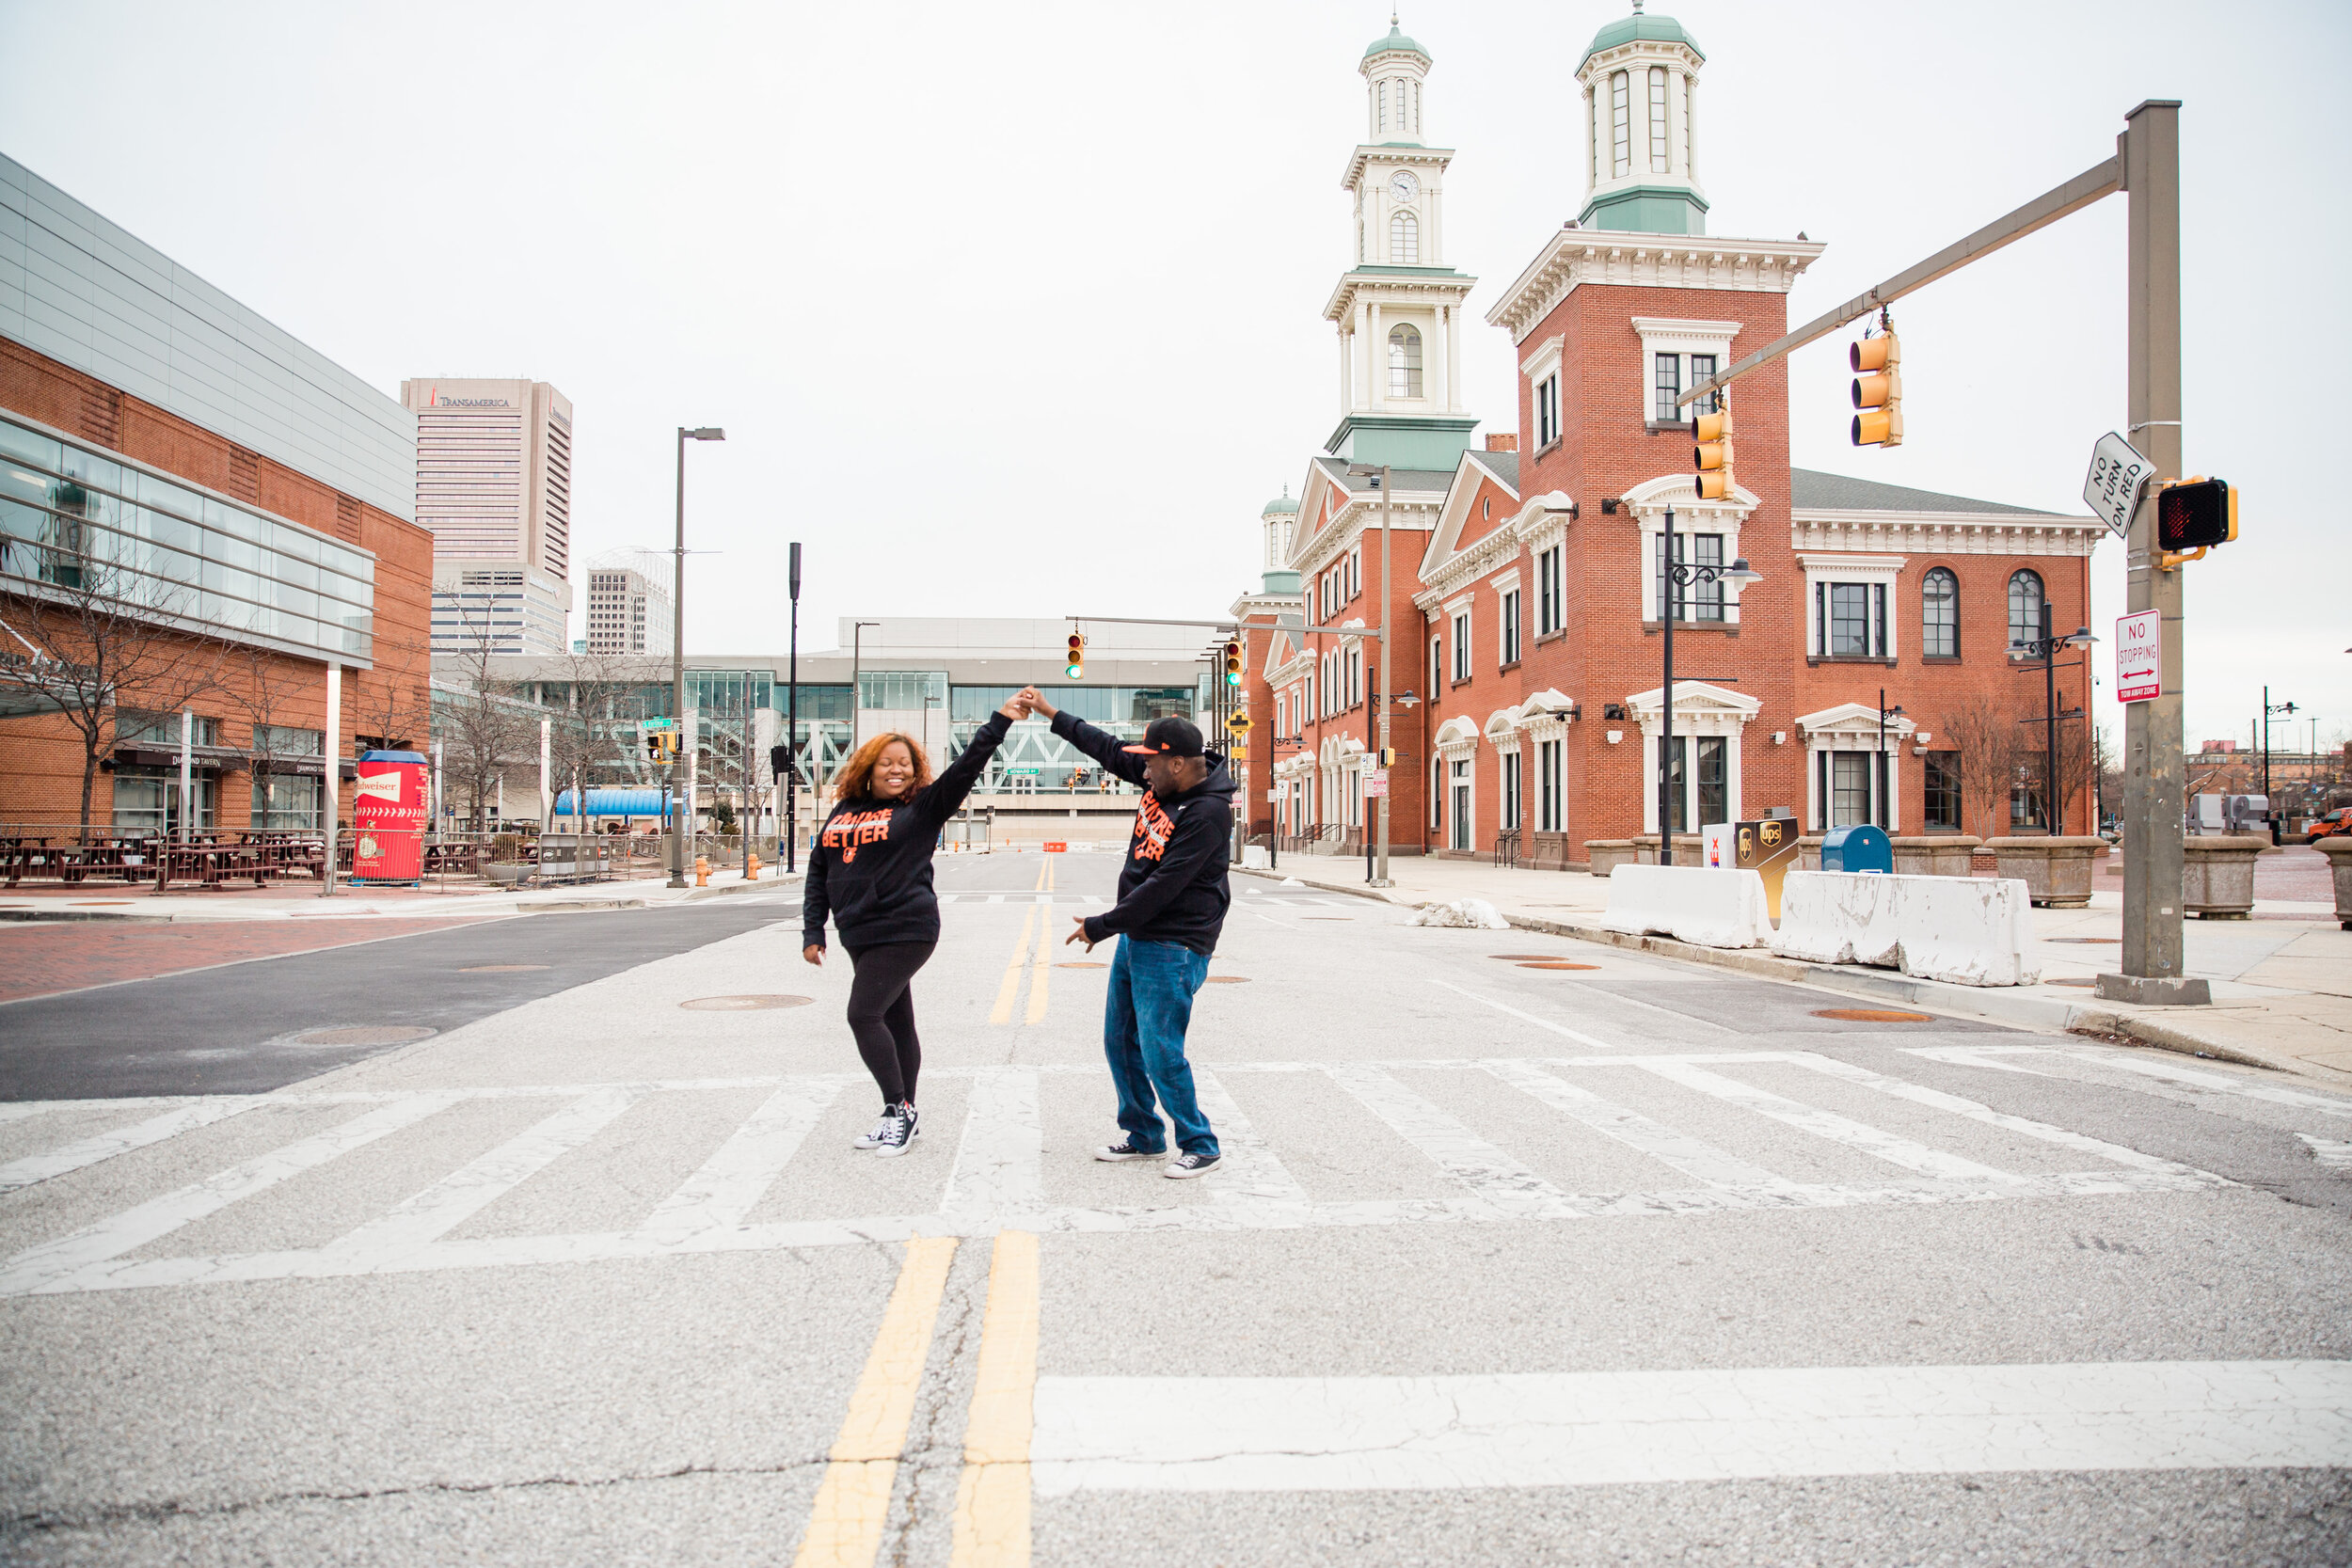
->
[1103,936,1218,1158]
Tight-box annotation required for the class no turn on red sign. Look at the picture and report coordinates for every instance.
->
[2116,610,2161,703]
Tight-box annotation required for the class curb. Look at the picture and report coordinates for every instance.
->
[1232,863,2296,1076]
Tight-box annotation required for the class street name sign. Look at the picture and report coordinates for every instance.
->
[2084,432,2154,539]
[2115,610,2161,703]
[642,717,676,732]
[1003,767,1040,777]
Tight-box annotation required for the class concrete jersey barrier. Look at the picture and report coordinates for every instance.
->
[1772,870,2039,987]
[1599,864,1772,949]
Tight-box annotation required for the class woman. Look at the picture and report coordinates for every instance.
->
[803,694,1029,1156]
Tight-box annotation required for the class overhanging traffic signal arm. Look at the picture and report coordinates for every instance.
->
[1223,640,1244,687]
[1065,630,1086,681]
[2155,476,2236,563]
[1851,331,1902,447]
[1692,405,1735,500]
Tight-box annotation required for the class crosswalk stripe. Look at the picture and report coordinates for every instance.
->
[946,1068,1043,1219]
[1479,1059,1802,1196]
[0,1097,270,1194]
[1636,1060,2029,1184]
[1188,1066,1311,1222]
[644,1081,845,1238]
[1325,1064,1578,1220]
[0,1095,455,1297]
[314,1090,638,1269]
[1430,979,1619,1051]
[1029,1360,2352,1493]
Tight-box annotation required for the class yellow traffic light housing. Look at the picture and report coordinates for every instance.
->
[1692,405,1735,501]
[1850,331,1903,448]
[1065,629,1086,681]
[2154,476,2236,565]
[1222,639,1244,688]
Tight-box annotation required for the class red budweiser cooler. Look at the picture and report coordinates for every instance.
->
[352,749,428,883]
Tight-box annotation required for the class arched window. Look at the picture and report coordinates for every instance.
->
[1610,71,1631,177]
[1377,79,1389,134]
[1388,324,1423,399]
[2007,569,2044,651]
[1648,67,1670,171]
[1390,212,1419,264]
[1922,567,1959,657]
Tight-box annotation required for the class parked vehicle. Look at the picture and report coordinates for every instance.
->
[2305,807,2352,845]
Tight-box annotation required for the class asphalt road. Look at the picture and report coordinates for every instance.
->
[4,847,2349,1565]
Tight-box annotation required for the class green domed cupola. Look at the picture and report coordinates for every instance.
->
[1574,2,1709,235]
[1362,16,1430,63]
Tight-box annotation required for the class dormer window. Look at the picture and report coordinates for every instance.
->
[1389,325,1423,398]
[1390,213,1419,264]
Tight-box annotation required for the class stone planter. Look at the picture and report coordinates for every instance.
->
[1985,835,2106,908]
[2181,834,2268,919]
[1634,835,1706,866]
[1529,831,1576,871]
[1584,840,1638,878]
[1797,835,1825,872]
[2317,837,2352,930]
[1891,835,1981,877]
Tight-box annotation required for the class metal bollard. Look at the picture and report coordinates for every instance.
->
[694,854,709,888]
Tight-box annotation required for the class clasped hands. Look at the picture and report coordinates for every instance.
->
[996,686,1059,723]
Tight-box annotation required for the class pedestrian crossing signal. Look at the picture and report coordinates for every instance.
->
[1065,630,1086,681]
[1692,407,1735,501]
[1223,640,1244,688]
[646,732,677,765]
[1851,332,1903,448]
[2155,476,2236,557]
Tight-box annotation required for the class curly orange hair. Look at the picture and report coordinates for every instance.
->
[832,731,933,804]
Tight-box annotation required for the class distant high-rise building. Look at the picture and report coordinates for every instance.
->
[583,546,675,657]
[398,376,573,655]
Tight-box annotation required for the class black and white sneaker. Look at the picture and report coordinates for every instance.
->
[1095,1139,1161,1162]
[853,1111,896,1150]
[875,1104,918,1159]
[1163,1152,1220,1180]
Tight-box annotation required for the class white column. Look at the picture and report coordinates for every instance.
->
[1369,301,1385,411]
[1432,181,1445,265]
[539,716,553,832]
[1338,327,1352,415]
[1433,306,1450,414]
[1355,300,1373,410]
[176,708,194,842]
[321,662,342,893]
[1446,301,1464,415]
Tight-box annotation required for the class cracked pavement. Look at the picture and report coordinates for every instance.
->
[4,851,2351,1564]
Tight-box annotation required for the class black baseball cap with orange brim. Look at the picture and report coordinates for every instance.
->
[1121,717,1206,757]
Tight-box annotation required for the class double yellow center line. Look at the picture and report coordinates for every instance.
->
[789,1232,1041,1568]
[988,858,1055,1027]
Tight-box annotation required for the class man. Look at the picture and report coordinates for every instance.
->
[1016,687,1232,1178]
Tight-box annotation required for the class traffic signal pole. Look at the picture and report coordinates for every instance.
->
[2105,101,2201,1005]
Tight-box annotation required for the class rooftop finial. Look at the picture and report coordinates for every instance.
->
[1631,0,1644,11]
[1391,10,1399,24]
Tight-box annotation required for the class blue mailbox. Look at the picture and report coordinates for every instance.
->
[1820,823,1893,874]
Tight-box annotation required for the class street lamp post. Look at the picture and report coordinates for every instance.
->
[2010,605,2096,835]
[785,542,802,874]
[1655,503,1758,864]
[2262,688,2297,843]
[668,425,725,890]
[850,621,881,757]
[1342,463,1396,886]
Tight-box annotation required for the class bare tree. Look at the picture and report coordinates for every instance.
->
[351,642,431,754]
[431,632,533,833]
[1,530,223,831]
[537,648,663,834]
[1935,692,2028,841]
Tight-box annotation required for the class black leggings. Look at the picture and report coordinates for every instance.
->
[843,941,936,1106]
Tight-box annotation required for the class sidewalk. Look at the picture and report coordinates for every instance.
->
[1240,849,2352,1086]
[0,865,800,923]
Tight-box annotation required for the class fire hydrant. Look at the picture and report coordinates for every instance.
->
[746,850,761,881]
[694,854,710,888]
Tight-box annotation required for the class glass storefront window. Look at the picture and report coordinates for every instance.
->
[111,766,216,833]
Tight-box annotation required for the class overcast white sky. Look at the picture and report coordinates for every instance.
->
[1,0,2344,750]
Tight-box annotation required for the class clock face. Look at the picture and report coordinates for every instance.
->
[1389,170,1418,203]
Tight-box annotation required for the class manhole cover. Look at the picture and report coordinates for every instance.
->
[1204,975,1250,984]
[2046,977,2098,987]
[680,994,814,1010]
[1518,961,1600,971]
[2048,937,2121,944]
[461,964,548,973]
[294,1025,437,1047]
[1056,962,1106,970]
[1810,1008,1935,1023]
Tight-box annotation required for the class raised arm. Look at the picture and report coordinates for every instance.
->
[913,706,1019,832]
[1021,689,1148,786]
